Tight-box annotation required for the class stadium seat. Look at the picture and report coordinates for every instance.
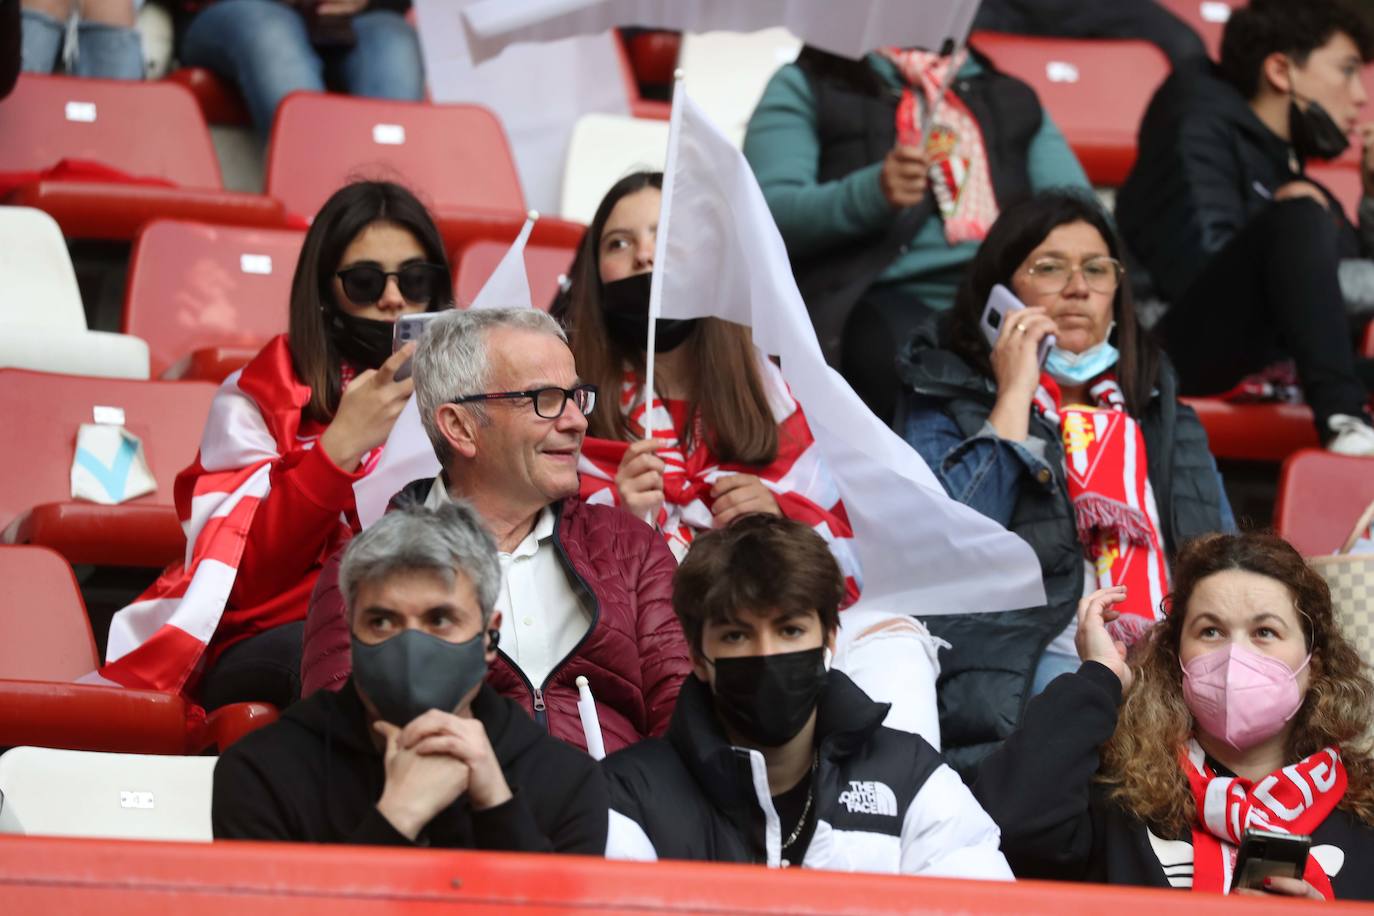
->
[439,210,586,270]
[971,32,1171,187]
[0,546,98,682]
[455,240,577,311]
[0,206,149,378]
[1274,449,1374,557]
[164,67,249,127]
[1307,162,1362,220]
[561,114,670,225]
[0,75,284,240]
[1182,398,1320,463]
[1363,320,1374,359]
[626,29,681,87]
[1157,0,1241,60]
[265,92,525,222]
[0,369,216,567]
[679,27,801,147]
[0,747,216,841]
[123,220,304,380]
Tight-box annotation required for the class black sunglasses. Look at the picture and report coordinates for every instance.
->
[451,385,598,420]
[336,263,446,305]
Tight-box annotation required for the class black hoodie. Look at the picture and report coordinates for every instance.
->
[212,680,608,853]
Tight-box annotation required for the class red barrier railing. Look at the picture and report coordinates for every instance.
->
[0,834,1368,914]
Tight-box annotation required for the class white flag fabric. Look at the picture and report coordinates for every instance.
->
[652,89,1046,615]
[462,0,980,64]
[353,215,539,527]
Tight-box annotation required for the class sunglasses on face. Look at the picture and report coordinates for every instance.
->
[335,263,446,305]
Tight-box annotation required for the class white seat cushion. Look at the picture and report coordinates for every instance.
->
[0,327,150,379]
[561,114,670,225]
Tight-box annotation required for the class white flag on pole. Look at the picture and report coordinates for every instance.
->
[650,86,1046,615]
[353,213,540,527]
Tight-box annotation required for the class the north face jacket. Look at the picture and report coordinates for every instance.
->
[300,479,691,756]
[602,670,1013,878]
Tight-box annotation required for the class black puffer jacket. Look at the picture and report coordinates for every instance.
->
[1117,59,1360,304]
[898,324,1227,781]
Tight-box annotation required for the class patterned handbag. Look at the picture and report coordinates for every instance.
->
[1309,500,1374,667]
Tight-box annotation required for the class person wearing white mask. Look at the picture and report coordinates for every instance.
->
[899,190,1235,780]
[974,531,1374,900]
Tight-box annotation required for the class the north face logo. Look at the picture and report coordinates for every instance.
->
[838,780,898,816]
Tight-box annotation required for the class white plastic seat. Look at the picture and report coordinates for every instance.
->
[0,207,149,378]
[680,27,801,148]
[561,114,670,224]
[0,746,216,841]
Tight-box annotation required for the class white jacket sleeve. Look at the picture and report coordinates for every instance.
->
[899,764,1015,880]
[605,809,660,861]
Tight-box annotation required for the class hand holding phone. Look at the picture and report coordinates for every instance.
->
[391,311,444,382]
[981,284,1056,367]
[1231,829,1312,893]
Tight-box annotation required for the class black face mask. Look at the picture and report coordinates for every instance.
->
[327,307,395,371]
[709,647,827,748]
[1289,96,1350,161]
[351,627,495,726]
[601,272,699,353]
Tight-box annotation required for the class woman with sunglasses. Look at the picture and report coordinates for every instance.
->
[896,190,1234,779]
[97,180,452,710]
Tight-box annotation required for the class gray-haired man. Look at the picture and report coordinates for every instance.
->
[213,502,609,852]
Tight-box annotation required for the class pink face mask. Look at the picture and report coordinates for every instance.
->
[1182,643,1311,751]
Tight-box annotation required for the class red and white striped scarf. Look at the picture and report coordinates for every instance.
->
[881,47,998,244]
[1033,373,1169,642]
[88,337,377,695]
[577,358,860,604]
[1182,739,1344,898]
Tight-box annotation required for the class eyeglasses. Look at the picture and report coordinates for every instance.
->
[1023,257,1125,295]
[451,384,598,420]
[336,263,446,305]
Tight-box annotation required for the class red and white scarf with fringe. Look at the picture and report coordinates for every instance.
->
[86,337,377,695]
[577,357,860,605]
[1033,373,1169,642]
[1182,739,1344,898]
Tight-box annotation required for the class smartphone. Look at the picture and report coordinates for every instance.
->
[1230,828,1311,892]
[980,283,1056,368]
[391,312,444,382]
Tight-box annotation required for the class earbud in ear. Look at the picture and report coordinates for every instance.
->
[487,628,500,649]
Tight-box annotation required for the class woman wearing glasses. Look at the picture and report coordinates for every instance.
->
[97,181,451,710]
[898,190,1234,779]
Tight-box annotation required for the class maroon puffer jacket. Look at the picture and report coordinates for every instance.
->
[300,483,690,754]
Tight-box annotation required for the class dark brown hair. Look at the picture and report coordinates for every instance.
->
[944,189,1159,418]
[1102,531,1374,833]
[563,171,779,464]
[1220,0,1373,100]
[672,514,844,656]
[288,181,453,423]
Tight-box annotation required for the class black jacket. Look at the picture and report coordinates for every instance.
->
[898,322,1227,780]
[975,662,1374,899]
[212,679,608,852]
[1117,60,1360,304]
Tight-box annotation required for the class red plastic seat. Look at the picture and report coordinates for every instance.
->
[971,32,1171,187]
[265,92,526,222]
[439,210,585,274]
[0,546,98,681]
[1307,162,1362,221]
[1156,0,1242,60]
[1274,449,1374,557]
[164,67,250,127]
[626,30,681,86]
[454,240,577,311]
[0,369,217,567]
[0,74,284,239]
[1182,398,1320,463]
[123,220,304,380]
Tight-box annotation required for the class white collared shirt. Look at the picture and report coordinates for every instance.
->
[425,478,590,687]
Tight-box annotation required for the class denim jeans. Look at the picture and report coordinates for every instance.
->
[180,0,424,138]
[21,8,144,79]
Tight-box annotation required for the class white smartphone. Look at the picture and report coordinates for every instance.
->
[391,311,445,381]
[980,283,1055,368]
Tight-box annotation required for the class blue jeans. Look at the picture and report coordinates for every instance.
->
[21,8,144,79]
[1030,647,1080,697]
[180,0,424,138]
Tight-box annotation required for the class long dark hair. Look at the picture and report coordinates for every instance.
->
[288,181,453,423]
[944,189,1159,417]
[564,171,779,464]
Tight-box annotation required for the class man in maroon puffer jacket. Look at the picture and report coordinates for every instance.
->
[302,308,689,755]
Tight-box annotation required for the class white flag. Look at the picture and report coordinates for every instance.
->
[652,88,1046,615]
[353,214,539,527]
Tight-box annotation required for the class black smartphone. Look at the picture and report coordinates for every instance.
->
[1230,828,1311,892]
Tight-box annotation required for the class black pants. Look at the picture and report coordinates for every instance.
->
[1160,198,1371,437]
[198,621,304,711]
[840,286,936,428]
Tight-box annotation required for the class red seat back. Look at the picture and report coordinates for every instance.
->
[123,220,303,378]
[0,546,97,680]
[1274,449,1374,557]
[264,93,525,221]
[971,33,1170,187]
[0,74,222,188]
[455,240,577,311]
[1307,163,1361,223]
[1155,0,1242,60]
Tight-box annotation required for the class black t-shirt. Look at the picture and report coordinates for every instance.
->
[774,773,818,866]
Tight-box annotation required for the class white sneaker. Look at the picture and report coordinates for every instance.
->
[1326,414,1374,456]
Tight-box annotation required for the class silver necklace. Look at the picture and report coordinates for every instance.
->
[781,750,820,851]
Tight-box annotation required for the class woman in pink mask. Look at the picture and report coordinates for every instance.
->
[973,531,1374,900]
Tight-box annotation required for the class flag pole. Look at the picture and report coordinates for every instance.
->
[642,68,686,436]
